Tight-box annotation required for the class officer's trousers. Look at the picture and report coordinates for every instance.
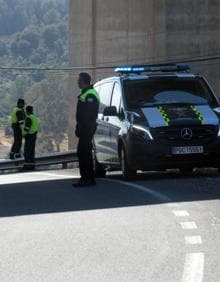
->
[10,124,22,157]
[24,133,37,169]
[77,137,94,182]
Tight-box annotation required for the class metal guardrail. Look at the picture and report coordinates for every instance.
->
[0,150,78,171]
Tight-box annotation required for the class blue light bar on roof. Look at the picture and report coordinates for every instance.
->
[115,64,191,74]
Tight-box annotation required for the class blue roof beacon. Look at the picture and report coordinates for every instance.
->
[115,64,191,74]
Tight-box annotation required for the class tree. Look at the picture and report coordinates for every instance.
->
[10,38,32,57]
[42,24,59,49]
[0,40,7,55]
[16,39,32,57]
[43,8,59,25]
[10,39,18,56]
[54,39,64,57]
[25,74,70,153]
[21,27,40,49]
[11,75,31,100]
[30,53,42,65]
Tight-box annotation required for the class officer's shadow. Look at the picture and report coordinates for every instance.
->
[0,176,155,217]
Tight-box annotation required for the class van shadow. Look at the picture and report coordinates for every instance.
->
[108,169,220,203]
[0,169,219,218]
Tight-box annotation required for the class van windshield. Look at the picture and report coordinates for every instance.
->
[123,77,217,108]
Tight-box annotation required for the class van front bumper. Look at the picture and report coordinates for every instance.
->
[126,135,220,170]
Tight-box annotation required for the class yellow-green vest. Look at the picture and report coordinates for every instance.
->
[27,114,40,134]
[79,89,100,103]
[10,107,23,124]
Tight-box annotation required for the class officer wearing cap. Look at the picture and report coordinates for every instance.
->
[73,72,100,187]
[22,106,40,171]
[9,98,25,159]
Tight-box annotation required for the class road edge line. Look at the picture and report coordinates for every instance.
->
[102,178,171,202]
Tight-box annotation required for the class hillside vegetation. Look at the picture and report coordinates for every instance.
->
[0,0,70,154]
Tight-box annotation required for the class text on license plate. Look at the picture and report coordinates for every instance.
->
[172,146,204,155]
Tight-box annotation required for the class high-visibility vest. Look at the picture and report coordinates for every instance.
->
[25,114,40,135]
[10,107,23,124]
[79,88,100,103]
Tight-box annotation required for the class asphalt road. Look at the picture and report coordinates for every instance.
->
[0,169,219,282]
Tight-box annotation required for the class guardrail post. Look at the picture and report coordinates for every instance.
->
[62,163,67,169]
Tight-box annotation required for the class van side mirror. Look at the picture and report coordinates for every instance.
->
[103,106,117,116]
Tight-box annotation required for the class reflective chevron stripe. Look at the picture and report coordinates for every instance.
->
[142,107,168,127]
[193,105,219,125]
[190,106,204,124]
[158,106,171,126]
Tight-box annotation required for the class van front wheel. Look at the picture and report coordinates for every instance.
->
[179,167,194,175]
[121,148,137,180]
[92,149,106,178]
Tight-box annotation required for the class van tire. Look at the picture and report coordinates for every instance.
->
[179,167,193,175]
[92,149,106,178]
[121,147,137,180]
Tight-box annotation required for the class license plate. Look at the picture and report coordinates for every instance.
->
[172,146,204,155]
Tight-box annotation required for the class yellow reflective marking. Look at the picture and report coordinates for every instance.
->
[158,106,170,125]
[191,105,204,124]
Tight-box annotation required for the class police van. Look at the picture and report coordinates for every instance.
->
[93,64,220,179]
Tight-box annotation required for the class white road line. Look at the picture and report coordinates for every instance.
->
[166,203,180,208]
[181,253,204,282]
[180,222,198,230]
[33,172,77,179]
[185,236,202,245]
[173,210,190,217]
[103,178,171,202]
[104,179,205,282]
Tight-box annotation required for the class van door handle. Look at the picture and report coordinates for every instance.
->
[105,117,109,122]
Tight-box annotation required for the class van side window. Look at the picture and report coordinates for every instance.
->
[111,82,121,112]
[99,82,114,113]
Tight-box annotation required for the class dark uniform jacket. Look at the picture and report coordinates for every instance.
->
[16,110,25,125]
[75,86,99,139]
[24,116,32,135]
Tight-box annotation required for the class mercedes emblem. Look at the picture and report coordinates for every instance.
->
[181,128,193,140]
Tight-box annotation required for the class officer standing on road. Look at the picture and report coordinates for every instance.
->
[73,72,100,187]
[22,106,40,171]
[9,98,25,159]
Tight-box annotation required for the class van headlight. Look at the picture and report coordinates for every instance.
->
[130,124,154,140]
[214,107,220,114]
[218,125,220,137]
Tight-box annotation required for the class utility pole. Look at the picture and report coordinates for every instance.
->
[91,0,96,82]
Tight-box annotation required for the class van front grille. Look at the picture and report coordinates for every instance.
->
[153,125,218,145]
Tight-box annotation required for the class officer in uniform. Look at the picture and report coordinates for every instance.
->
[22,106,40,170]
[9,98,25,159]
[73,72,100,187]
